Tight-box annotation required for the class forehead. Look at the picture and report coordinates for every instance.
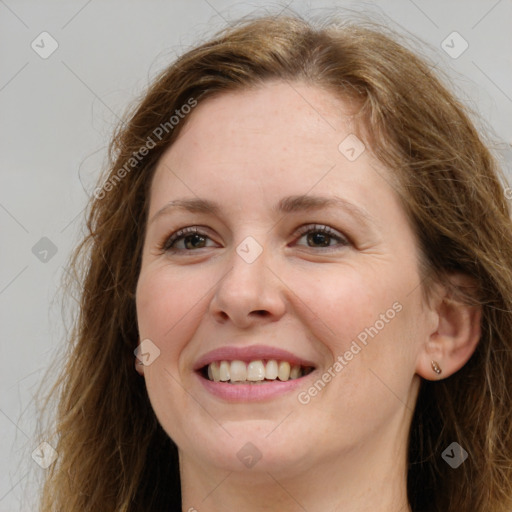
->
[169,81,358,154]
[149,81,385,204]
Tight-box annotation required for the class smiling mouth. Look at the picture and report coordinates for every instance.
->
[199,359,315,384]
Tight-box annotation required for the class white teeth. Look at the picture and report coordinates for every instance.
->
[278,361,291,381]
[247,360,265,381]
[205,359,311,383]
[219,361,230,382]
[265,360,278,380]
[229,360,247,382]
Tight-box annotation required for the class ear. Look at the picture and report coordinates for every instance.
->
[416,273,482,381]
[135,339,145,376]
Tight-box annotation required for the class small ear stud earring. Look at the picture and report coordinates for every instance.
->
[431,360,442,375]
[136,360,144,366]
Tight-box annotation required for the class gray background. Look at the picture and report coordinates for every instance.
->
[1,0,511,509]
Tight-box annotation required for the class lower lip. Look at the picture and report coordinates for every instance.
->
[195,371,316,402]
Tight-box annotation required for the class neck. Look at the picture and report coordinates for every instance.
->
[179,433,411,512]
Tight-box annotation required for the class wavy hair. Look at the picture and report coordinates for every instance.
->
[39,12,512,512]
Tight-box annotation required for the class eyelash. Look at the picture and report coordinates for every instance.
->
[158,224,350,254]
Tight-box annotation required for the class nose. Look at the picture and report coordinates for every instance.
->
[209,239,287,329]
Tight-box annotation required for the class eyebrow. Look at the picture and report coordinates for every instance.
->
[149,194,374,226]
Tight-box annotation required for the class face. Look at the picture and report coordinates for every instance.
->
[135,81,433,479]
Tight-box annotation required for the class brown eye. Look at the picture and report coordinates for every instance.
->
[161,227,215,252]
[306,231,331,247]
[295,224,349,250]
[181,234,207,250]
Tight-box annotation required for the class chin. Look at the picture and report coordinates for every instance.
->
[177,421,315,475]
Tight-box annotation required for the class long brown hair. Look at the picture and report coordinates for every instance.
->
[39,12,512,512]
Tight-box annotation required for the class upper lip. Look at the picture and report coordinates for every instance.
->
[193,345,317,371]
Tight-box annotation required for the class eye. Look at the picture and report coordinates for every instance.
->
[294,224,349,250]
[158,224,350,254]
[159,226,216,252]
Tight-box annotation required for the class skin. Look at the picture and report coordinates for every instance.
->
[135,81,481,512]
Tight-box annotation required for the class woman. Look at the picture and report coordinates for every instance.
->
[40,13,512,512]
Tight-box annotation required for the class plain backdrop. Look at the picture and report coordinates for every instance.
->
[1,0,511,510]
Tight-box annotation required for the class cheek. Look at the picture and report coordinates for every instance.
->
[135,265,208,362]
[135,267,210,440]
[292,265,400,357]
[295,262,420,411]
[296,273,418,432]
